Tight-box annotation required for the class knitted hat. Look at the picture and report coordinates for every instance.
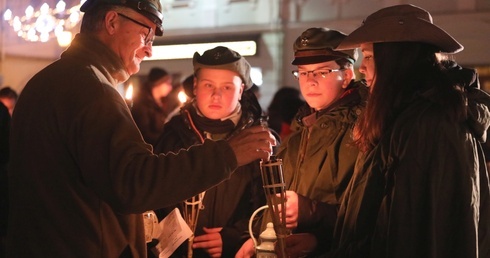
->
[193,46,253,90]
[292,28,358,65]
[80,0,164,36]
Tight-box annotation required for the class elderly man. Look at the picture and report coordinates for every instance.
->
[6,0,275,257]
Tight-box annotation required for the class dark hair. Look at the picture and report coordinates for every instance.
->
[267,87,305,134]
[0,87,18,100]
[335,58,354,70]
[147,68,169,84]
[353,42,466,152]
[182,74,195,98]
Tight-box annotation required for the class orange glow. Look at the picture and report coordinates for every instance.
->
[178,90,187,104]
[125,84,133,100]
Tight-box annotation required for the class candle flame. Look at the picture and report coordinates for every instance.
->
[178,90,187,104]
[125,84,133,100]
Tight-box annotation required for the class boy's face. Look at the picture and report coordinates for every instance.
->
[194,68,244,120]
[296,60,349,111]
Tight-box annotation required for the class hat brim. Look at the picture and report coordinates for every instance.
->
[292,55,348,65]
[337,16,463,54]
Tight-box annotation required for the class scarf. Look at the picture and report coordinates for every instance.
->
[188,103,242,134]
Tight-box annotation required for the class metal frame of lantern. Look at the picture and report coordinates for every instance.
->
[260,156,289,258]
[183,191,206,258]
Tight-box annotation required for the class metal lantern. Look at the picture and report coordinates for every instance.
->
[260,155,289,258]
[183,191,206,258]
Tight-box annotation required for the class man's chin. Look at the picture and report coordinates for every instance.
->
[127,64,141,76]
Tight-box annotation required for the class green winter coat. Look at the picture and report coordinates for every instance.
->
[276,80,368,253]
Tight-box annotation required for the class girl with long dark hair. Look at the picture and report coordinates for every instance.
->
[331,4,490,258]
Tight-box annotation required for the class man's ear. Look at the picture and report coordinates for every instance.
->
[105,11,119,36]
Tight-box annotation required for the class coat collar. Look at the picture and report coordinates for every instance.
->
[61,33,130,86]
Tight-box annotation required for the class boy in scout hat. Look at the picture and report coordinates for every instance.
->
[7,1,276,257]
[277,27,368,257]
[331,4,490,258]
[152,46,273,258]
[235,28,368,258]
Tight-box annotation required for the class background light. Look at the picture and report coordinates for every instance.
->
[2,0,83,46]
[146,40,257,61]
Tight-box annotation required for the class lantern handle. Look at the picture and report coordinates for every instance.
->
[248,205,269,249]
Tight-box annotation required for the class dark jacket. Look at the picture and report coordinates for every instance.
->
[131,89,169,147]
[0,102,9,238]
[330,66,490,258]
[7,34,238,258]
[153,91,268,257]
[277,80,368,254]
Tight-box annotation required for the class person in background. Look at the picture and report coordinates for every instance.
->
[181,73,195,101]
[330,4,490,257]
[0,87,18,117]
[249,84,261,101]
[152,46,272,258]
[131,67,175,146]
[6,0,275,257]
[162,73,188,123]
[236,27,368,258]
[266,86,305,140]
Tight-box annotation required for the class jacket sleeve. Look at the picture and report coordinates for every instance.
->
[296,193,338,253]
[69,86,238,214]
[371,104,488,258]
[466,86,490,142]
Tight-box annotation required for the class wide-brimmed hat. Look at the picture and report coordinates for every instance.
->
[80,0,164,36]
[292,28,357,65]
[193,46,253,90]
[336,4,463,54]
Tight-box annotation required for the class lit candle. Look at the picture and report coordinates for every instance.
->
[125,84,133,108]
[177,90,187,105]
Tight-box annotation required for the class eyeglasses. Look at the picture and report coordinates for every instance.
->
[292,68,344,80]
[117,13,154,46]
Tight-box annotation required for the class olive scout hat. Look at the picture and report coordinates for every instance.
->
[292,27,358,65]
[336,4,463,54]
[193,46,253,90]
[80,0,164,36]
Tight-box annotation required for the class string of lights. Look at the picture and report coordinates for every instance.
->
[2,0,85,46]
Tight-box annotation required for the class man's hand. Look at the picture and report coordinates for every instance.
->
[227,125,276,166]
[192,227,223,258]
